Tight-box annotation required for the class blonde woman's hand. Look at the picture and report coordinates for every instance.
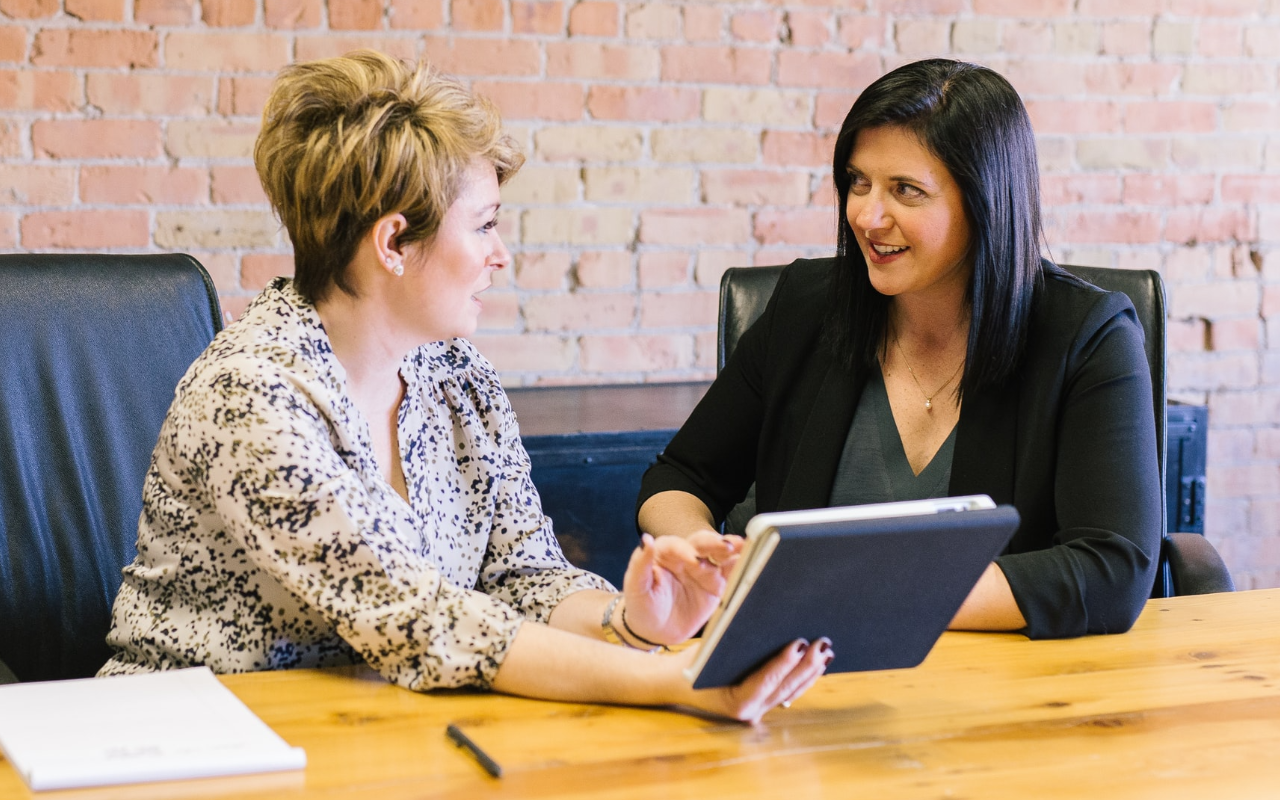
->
[622,532,743,645]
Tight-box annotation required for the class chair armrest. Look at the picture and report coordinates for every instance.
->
[1165,532,1236,596]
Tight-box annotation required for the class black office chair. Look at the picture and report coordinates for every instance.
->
[717,263,1234,598]
[0,254,223,682]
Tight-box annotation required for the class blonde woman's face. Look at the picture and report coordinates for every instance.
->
[406,161,509,341]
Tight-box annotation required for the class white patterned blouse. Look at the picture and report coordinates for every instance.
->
[99,279,611,690]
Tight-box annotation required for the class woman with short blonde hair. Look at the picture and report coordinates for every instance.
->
[255,50,524,304]
[101,51,828,722]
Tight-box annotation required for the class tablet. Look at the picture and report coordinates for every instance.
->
[685,495,1021,689]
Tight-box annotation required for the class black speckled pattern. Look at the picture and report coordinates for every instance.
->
[100,279,610,690]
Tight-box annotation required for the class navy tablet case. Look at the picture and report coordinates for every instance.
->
[691,505,1021,689]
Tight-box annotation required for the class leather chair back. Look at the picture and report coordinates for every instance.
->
[0,254,222,681]
[717,262,1231,597]
[717,266,783,374]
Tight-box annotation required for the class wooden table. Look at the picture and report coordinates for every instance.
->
[5,590,1279,799]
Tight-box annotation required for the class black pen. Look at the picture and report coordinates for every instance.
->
[446,723,503,778]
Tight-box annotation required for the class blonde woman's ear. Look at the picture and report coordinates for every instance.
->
[371,213,410,275]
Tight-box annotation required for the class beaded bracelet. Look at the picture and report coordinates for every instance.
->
[621,606,668,652]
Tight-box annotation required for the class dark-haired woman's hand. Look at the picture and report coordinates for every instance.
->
[672,636,833,724]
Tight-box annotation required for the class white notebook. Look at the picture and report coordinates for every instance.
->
[0,667,306,792]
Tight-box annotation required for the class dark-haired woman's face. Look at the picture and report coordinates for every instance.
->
[845,125,972,305]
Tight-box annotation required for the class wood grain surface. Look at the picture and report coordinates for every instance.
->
[4,589,1278,800]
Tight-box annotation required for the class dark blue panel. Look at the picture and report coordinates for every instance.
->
[1166,404,1208,534]
[524,430,675,589]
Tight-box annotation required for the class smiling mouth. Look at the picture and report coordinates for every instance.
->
[871,243,908,255]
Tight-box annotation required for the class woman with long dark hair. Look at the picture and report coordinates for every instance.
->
[638,59,1162,638]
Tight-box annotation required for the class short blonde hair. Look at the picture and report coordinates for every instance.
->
[254,50,524,303]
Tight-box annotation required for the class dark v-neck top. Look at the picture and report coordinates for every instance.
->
[829,368,956,506]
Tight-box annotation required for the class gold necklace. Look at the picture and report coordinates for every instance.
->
[891,326,965,412]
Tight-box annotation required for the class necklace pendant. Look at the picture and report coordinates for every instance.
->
[924,398,932,410]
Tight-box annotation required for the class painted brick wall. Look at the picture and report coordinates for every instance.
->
[1,0,1279,587]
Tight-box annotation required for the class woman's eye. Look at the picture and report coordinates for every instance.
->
[479,218,498,233]
[848,175,870,195]
[896,183,925,199]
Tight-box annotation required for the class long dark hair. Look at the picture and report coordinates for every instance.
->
[827,59,1044,395]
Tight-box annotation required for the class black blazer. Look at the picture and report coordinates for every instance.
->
[639,258,1162,639]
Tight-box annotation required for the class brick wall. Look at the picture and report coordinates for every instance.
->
[2,0,1279,587]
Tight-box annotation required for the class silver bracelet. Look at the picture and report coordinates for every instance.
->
[600,593,625,646]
